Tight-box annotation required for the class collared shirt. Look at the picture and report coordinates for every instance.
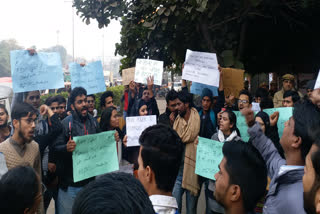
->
[9,138,27,157]
[278,165,304,176]
[149,195,178,214]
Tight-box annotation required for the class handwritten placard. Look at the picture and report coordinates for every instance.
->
[195,137,224,180]
[126,115,157,147]
[263,107,293,138]
[234,111,251,142]
[70,61,106,95]
[122,67,135,85]
[134,59,163,85]
[10,50,64,93]
[315,70,320,89]
[72,131,119,182]
[222,68,244,98]
[190,82,218,97]
[183,49,220,87]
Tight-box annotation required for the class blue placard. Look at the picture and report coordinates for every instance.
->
[70,61,106,95]
[10,50,64,93]
[191,82,218,97]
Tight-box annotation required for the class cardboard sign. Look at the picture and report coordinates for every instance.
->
[122,67,135,86]
[72,131,119,182]
[222,68,245,98]
[183,49,220,87]
[10,50,64,93]
[195,137,224,180]
[134,59,163,85]
[70,61,106,95]
[126,115,157,147]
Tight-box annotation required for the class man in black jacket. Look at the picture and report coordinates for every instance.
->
[53,87,100,214]
[158,89,178,127]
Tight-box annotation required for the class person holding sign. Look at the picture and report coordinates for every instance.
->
[137,124,183,214]
[214,140,267,214]
[242,100,320,214]
[53,87,100,214]
[172,90,200,214]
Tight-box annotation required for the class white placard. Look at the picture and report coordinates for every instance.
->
[182,49,220,87]
[126,115,157,147]
[314,70,320,89]
[134,59,163,85]
[251,102,261,113]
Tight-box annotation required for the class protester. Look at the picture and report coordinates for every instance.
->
[273,74,303,107]
[100,91,114,110]
[242,99,320,213]
[214,140,267,214]
[0,104,11,143]
[47,96,60,114]
[56,95,67,120]
[53,87,100,214]
[86,94,97,118]
[283,90,300,107]
[137,124,183,213]
[72,172,155,214]
[237,89,252,111]
[172,90,200,214]
[24,90,41,109]
[207,110,241,214]
[303,134,320,214]
[158,89,178,127]
[0,166,42,214]
[255,111,283,158]
[306,80,316,99]
[255,88,269,103]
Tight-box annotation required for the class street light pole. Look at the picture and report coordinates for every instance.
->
[64,0,75,62]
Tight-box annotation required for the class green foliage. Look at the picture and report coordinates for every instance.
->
[74,0,320,74]
[0,39,23,77]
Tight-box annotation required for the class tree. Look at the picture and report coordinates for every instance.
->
[74,0,320,74]
[0,39,23,77]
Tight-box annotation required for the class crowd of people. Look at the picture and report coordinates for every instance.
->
[0,65,320,214]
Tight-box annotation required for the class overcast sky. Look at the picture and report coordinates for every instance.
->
[0,0,122,60]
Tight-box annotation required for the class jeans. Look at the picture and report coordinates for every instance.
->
[172,173,199,214]
[57,187,83,214]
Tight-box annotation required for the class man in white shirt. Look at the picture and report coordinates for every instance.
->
[137,124,183,214]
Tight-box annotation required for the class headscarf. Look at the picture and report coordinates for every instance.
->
[255,111,270,135]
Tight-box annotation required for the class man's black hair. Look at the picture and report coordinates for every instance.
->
[283,90,300,104]
[11,102,37,121]
[239,89,253,104]
[139,124,183,192]
[177,90,193,107]
[87,94,95,100]
[0,104,8,115]
[72,172,155,214]
[100,91,114,108]
[222,140,267,212]
[255,88,268,99]
[0,166,39,214]
[55,95,66,105]
[293,99,320,160]
[70,87,87,105]
[165,89,178,104]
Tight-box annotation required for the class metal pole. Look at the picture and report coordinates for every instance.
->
[72,3,75,62]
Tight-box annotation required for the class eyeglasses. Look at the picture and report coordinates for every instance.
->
[238,100,249,104]
[21,118,37,124]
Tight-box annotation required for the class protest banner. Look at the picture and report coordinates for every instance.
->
[264,107,293,138]
[72,131,119,182]
[134,59,163,85]
[315,70,320,89]
[222,68,245,98]
[122,67,135,85]
[70,61,106,95]
[195,137,224,180]
[126,115,157,147]
[233,111,251,142]
[10,50,64,93]
[182,49,220,87]
[190,82,218,97]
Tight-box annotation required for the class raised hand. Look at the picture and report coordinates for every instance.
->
[270,111,280,127]
[241,107,255,127]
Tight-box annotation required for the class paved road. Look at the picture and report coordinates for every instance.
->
[47,98,206,214]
